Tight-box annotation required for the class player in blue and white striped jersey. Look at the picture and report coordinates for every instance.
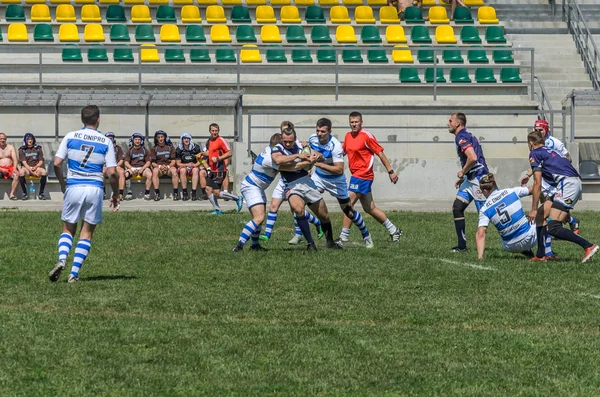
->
[48,105,120,283]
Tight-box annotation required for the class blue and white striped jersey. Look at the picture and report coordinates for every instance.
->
[308,133,344,180]
[55,128,117,188]
[244,145,279,190]
[478,187,532,245]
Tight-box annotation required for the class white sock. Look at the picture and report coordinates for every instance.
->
[383,219,396,234]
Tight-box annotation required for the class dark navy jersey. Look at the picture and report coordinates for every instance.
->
[529,146,579,187]
[271,142,308,184]
[455,129,488,179]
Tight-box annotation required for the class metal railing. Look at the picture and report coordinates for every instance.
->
[562,89,600,142]
[533,75,558,138]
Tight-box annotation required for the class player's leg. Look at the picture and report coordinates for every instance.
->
[36,167,48,199]
[143,168,153,200]
[358,192,402,242]
[199,168,208,199]
[337,197,373,248]
[9,171,19,199]
[49,221,77,282]
[152,168,162,201]
[340,190,360,242]
[547,202,597,262]
[234,185,267,251]
[167,167,178,201]
[308,198,340,249]
[452,196,470,252]
[18,167,29,199]
[206,176,222,214]
[117,167,125,200]
[261,195,284,241]
[179,167,189,200]
[191,167,199,201]
[289,194,316,248]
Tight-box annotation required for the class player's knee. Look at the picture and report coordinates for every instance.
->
[452,199,468,218]
[547,220,562,236]
[341,205,354,218]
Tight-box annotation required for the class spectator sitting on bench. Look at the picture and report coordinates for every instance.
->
[124,133,152,201]
[150,130,178,201]
[103,132,126,201]
[18,133,47,200]
[0,132,20,200]
[176,132,202,201]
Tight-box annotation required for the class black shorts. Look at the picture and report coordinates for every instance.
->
[207,171,227,189]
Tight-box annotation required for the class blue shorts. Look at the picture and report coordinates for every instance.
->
[348,176,373,195]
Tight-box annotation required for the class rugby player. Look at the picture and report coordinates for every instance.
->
[123,133,152,200]
[150,130,177,201]
[18,133,47,200]
[102,132,125,201]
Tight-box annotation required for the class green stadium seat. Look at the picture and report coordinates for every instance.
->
[367,46,388,63]
[33,24,54,41]
[450,68,471,83]
[62,45,82,61]
[485,26,507,43]
[411,26,432,43]
[106,5,126,22]
[475,68,496,82]
[156,5,176,22]
[493,49,514,63]
[135,24,155,42]
[317,45,336,62]
[460,26,481,44]
[231,5,251,22]
[266,45,287,62]
[190,45,210,62]
[286,25,307,43]
[185,25,206,42]
[305,6,325,23]
[442,49,463,63]
[467,47,489,63]
[215,45,236,62]
[292,45,312,62]
[500,67,522,82]
[425,67,446,83]
[113,45,134,61]
[399,68,420,83]
[165,45,185,62]
[87,44,108,61]
[110,24,130,41]
[404,6,424,23]
[6,4,25,21]
[360,25,382,43]
[453,6,474,23]
[342,45,362,62]
[236,25,256,42]
[311,25,331,43]
[417,47,435,63]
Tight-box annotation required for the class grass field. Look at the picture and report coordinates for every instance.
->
[2,209,600,396]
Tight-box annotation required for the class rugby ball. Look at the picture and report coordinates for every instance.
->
[301,146,313,171]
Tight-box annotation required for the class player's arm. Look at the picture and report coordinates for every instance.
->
[279,161,312,171]
[10,145,19,170]
[271,151,309,165]
[528,170,542,223]
[53,138,69,192]
[375,151,398,184]
[476,226,487,260]
[314,160,344,175]
[105,144,120,210]
[458,147,477,178]
[19,150,31,172]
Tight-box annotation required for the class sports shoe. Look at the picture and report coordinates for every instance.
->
[326,240,343,250]
[210,210,223,215]
[22,194,29,201]
[390,227,403,242]
[182,192,189,201]
[569,217,580,235]
[38,194,46,200]
[582,244,599,263]
[173,194,179,201]
[316,225,324,240]
[232,242,244,252]
[143,194,151,200]
[451,246,467,253]
[288,234,304,245]
[249,245,268,252]
[48,260,66,282]
[125,191,133,201]
[191,192,198,201]
[546,255,561,261]
[154,194,160,201]
[306,243,318,252]
[530,256,547,262]
[364,235,374,249]
[335,237,349,246]
[67,274,79,283]
[259,235,270,241]
[236,196,244,212]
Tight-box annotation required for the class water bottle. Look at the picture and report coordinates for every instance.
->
[29,180,35,197]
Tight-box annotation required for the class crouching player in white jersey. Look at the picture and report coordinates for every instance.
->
[476,173,549,260]
[309,118,374,248]
[48,105,120,283]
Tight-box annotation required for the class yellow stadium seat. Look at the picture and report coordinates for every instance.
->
[99,0,120,4]
[56,4,76,22]
[50,0,71,4]
[131,5,152,23]
[256,6,276,23]
[367,0,386,5]
[181,5,202,23]
[210,25,231,42]
[392,45,413,63]
[206,6,226,23]
[7,23,28,42]
[280,6,301,23]
[124,0,145,4]
[141,44,160,62]
[84,24,105,41]
[422,0,436,4]
[435,25,456,43]
[222,0,242,4]
[335,25,356,43]
[330,6,350,23]
[59,23,80,42]
[478,6,499,23]
[160,24,181,42]
[241,44,262,63]
[4,0,23,3]
[464,0,484,6]
[354,6,375,23]
[81,5,102,22]
[149,0,168,4]
[271,0,291,4]
[25,0,46,4]
[174,0,193,4]
[379,5,399,23]
[343,0,363,5]
[30,4,51,22]
[75,0,96,4]
[319,0,337,5]
[385,25,406,43]
[260,25,282,43]
[295,0,315,5]
[247,0,266,4]
[197,0,217,4]
[428,6,449,23]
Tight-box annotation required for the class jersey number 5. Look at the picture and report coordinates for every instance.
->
[80,145,95,167]
[495,203,511,225]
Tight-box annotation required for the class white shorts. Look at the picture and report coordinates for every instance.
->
[240,180,266,209]
[503,226,537,253]
[62,185,104,225]
[285,176,323,205]
[272,178,286,200]
[457,176,486,210]
[553,177,582,209]
[541,179,557,200]
[311,172,349,200]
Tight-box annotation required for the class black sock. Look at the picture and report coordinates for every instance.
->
[155,189,160,196]
[40,176,47,194]
[173,188,178,195]
[144,189,150,195]
[454,219,466,249]
[183,188,188,194]
[119,189,124,196]
[536,226,547,258]
[322,221,334,244]
[192,189,197,195]
[19,176,26,195]
[295,215,314,244]
[549,223,593,249]
[201,187,206,195]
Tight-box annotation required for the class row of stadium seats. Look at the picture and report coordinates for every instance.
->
[2,23,507,44]
[3,4,499,24]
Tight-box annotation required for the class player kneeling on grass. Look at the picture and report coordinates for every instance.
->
[476,173,549,260]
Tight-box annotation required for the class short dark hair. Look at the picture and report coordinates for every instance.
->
[528,130,545,146]
[453,112,467,127]
[280,120,294,131]
[270,133,282,147]
[209,123,220,131]
[349,111,362,120]
[480,173,497,191]
[316,118,332,131]
[81,105,100,126]
[281,127,296,140]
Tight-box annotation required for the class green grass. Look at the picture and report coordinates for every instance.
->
[2,210,600,396]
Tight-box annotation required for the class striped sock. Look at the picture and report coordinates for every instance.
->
[340,228,351,241]
[293,216,302,236]
[70,239,91,278]
[57,233,73,262]
[383,218,397,234]
[251,226,262,247]
[208,194,221,211]
[238,220,259,247]
[264,211,278,238]
[306,210,321,226]
[352,211,370,239]
[545,234,553,256]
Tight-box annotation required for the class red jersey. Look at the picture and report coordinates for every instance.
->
[342,129,384,181]
[207,136,231,172]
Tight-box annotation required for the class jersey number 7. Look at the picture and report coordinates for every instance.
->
[80,144,95,168]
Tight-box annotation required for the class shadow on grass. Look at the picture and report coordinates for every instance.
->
[83,275,137,282]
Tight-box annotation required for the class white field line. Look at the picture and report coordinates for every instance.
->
[580,293,600,300]
[435,258,496,271]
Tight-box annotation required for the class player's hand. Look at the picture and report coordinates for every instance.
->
[457,170,464,179]
[110,195,120,212]
[455,178,464,189]
[211,157,218,164]
[309,153,321,163]
[31,166,37,172]
[301,141,309,148]
[527,209,537,224]
[389,172,398,184]
[298,153,311,161]
[520,175,530,186]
